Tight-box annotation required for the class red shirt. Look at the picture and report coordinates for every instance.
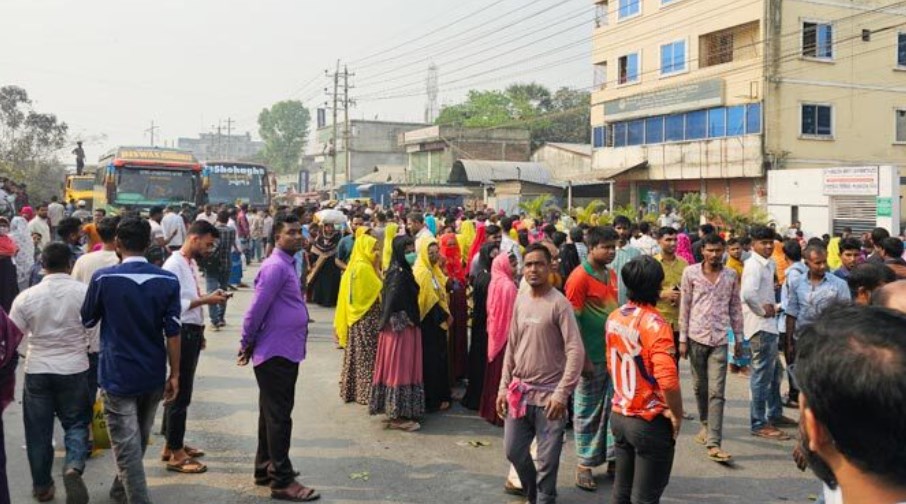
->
[606,303,679,421]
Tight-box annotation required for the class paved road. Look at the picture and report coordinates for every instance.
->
[5,265,819,503]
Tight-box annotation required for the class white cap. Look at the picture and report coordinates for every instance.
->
[77,200,86,207]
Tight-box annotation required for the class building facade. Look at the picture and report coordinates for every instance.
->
[591,0,906,217]
[399,125,531,184]
[531,142,593,179]
[177,132,264,162]
[311,120,430,190]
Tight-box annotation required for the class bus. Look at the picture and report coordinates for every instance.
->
[94,146,203,214]
[202,161,272,209]
[64,174,95,208]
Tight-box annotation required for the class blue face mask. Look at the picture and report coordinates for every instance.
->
[405,252,417,266]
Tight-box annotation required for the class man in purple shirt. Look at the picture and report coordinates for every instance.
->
[238,214,320,502]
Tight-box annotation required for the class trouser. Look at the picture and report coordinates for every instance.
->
[254,357,299,489]
[85,352,99,430]
[0,354,17,504]
[205,274,230,325]
[750,331,783,431]
[250,238,262,262]
[24,372,91,491]
[165,324,204,451]
[504,405,567,504]
[687,341,728,448]
[104,389,163,504]
[573,362,612,467]
[781,331,799,401]
[240,238,251,265]
[611,413,675,504]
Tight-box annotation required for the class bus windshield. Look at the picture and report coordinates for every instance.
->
[71,178,93,191]
[207,165,268,205]
[115,167,196,206]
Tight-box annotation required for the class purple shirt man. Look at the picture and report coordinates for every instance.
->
[238,215,319,501]
[241,248,309,366]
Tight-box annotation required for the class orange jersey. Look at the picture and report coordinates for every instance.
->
[606,303,680,421]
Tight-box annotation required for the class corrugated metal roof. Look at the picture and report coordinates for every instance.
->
[354,165,407,184]
[398,185,473,196]
[449,159,551,185]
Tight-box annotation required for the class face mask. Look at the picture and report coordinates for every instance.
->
[405,252,417,266]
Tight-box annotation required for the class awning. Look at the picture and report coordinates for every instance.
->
[397,185,473,196]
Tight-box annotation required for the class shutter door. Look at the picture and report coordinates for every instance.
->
[831,195,876,235]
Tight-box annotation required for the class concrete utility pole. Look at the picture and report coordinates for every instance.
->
[225,117,235,159]
[145,121,159,147]
[331,60,340,199]
[343,65,355,187]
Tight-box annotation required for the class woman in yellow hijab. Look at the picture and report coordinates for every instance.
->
[458,220,476,260]
[412,238,452,411]
[382,222,399,271]
[335,233,383,405]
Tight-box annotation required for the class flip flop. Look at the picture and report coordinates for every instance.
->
[751,427,791,441]
[694,430,708,446]
[272,484,320,502]
[575,467,597,491]
[161,446,205,462]
[166,457,207,474]
[387,420,421,432]
[707,447,733,463]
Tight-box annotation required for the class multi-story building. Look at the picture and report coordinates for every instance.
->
[590,0,906,216]
[177,132,264,162]
[311,120,430,190]
[399,125,531,184]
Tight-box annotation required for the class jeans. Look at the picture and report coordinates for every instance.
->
[250,238,262,262]
[611,413,676,504]
[781,331,799,402]
[104,389,163,504]
[254,357,299,489]
[205,274,230,325]
[165,324,203,451]
[504,404,567,504]
[24,373,91,490]
[749,331,783,432]
[688,341,728,448]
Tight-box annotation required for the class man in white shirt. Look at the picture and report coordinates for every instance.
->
[47,196,65,230]
[71,215,121,430]
[195,204,216,224]
[499,217,524,272]
[160,220,227,473]
[27,204,51,248]
[9,243,91,503]
[740,225,789,441]
[161,205,187,252]
[630,221,660,256]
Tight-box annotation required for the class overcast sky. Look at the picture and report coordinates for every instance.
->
[0,0,592,161]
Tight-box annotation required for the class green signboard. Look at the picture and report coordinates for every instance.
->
[877,196,892,217]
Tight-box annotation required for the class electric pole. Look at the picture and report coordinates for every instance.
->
[331,60,340,199]
[145,121,159,147]
[225,117,235,159]
[343,65,355,187]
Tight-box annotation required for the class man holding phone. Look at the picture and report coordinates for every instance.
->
[161,221,229,474]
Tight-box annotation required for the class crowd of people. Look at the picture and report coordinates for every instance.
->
[320,203,906,504]
[0,185,904,503]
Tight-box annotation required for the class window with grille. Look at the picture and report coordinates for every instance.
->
[896,109,906,143]
[803,21,833,60]
[618,53,639,84]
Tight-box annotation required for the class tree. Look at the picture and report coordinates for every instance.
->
[257,100,310,174]
[0,85,69,204]
[436,83,590,149]
[518,194,560,219]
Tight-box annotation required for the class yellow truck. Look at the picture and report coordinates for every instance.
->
[64,175,95,208]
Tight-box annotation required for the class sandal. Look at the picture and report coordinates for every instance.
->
[751,427,791,441]
[271,482,320,502]
[438,401,451,411]
[161,446,205,462]
[575,467,597,491]
[387,420,421,432]
[694,428,708,446]
[165,457,207,474]
[707,447,733,463]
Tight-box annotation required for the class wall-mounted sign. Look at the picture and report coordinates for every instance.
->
[877,196,892,217]
[603,80,724,121]
[822,166,878,196]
